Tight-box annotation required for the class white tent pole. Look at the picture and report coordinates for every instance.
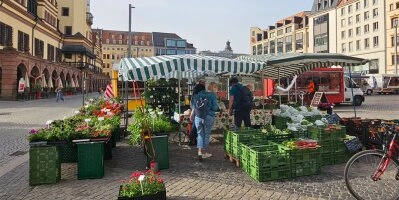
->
[178,71,181,114]
[348,65,357,117]
[262,72,265,110]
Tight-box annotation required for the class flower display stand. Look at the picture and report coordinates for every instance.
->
[144,135,169,170]
[76,141,104,180]
[118,186,166,200]
[29,145,61,185]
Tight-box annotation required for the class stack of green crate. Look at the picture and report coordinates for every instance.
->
[333,134,352,164]
[230,129,263,159]
[29,146,61,186]
[289,147,321,177]
[309,126,347,166]
[224,130,232,155]
[239,143,251,173]
[247,142,291,182]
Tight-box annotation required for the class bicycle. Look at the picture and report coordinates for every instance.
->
[344,121,399,200]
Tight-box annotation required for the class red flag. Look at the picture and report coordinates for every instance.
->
[105,84,114,98]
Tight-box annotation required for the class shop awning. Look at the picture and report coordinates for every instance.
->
[236,53,369,79]
[118,55,265,81]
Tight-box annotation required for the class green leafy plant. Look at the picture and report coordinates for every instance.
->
[119,169,165,198]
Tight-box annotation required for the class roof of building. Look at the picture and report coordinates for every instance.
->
[152,32,182,47]
[311,0,340,13]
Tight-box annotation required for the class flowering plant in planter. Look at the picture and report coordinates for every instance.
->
[119,167,166,199]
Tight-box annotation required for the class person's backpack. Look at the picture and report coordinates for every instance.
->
[194,94,209,119]
[238,85,253,110]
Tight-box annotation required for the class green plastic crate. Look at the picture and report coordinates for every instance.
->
[230,131,263,158]
[29,146,61,185]
[265,133,295,143]
[77,142,104,180]
[309,127,346,141]
[288,147,321,164]
[145,135,169,170]
[248,144,290,168]
[321,153,335,166]
[291,161,321,177]
[248,166,291,182]
[319,140,335,154]
[47,141,77,163]
[224,131,232,154]
[240,157,249,173]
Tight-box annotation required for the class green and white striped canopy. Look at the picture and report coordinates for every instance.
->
[236,53,369,79]
[118,54,265,81]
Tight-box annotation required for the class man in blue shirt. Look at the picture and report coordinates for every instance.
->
[227,77,251,128]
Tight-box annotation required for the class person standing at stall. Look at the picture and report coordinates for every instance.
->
[306,78,316,105]
[227,77,253,128]
[190,83,218,161]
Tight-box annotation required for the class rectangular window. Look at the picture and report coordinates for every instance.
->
[364,0,369,8]
[270,40,275,54]
[27,0,37,16]
[356,26,361,35]
[277,29,283,36]
[373,0,377,5]
[176,50,185,55]
[373,8,378,18]
[364,24,369,33]
[391,36,399,47]
[373,22,378,31]
[65,26,72,35]
[349,42,353,52]
[166,39,176,47]
[348,17,353,25]
[356,14,360,23]
[373,36,378,47]
[176,40,186,48]
[348,29,353,37]
[341,19,346,27]
[356,40,361,50]
[277,38,283,53]
[64,53,72,59]
[342,43,346,53]
[341,7,345,16]
[166,49,176,55]
[392,17,399,28]
[47,44,55,61]
[341,31,346,39]
[285,35,292,52]
[296,32,303,50]
[356,2,360,10]
[17,31,29,52]
[56,48,61,62]
[348,5,353,13]
[263,42,268,54]
[285,26,292,33]
[364,11,369,20]
[62,7,69,16]
[34,38,44,57]
[390,4,394,11]
[140,41,144,45]
[365,38,370,49]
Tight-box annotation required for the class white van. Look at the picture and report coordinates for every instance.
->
[366,74,399,94]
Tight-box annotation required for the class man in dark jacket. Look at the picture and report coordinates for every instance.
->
[227,77,252,128]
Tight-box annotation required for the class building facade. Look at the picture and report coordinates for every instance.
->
[336,0,386,74]
[387,0,399,74]
[198,41,247,58]
[0,0,105,100]
[250,12,310,56]
[97,30,196,77]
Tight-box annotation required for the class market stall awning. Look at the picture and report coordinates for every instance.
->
[236,53,369,79]
[118,55,265,81]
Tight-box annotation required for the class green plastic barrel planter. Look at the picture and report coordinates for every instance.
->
[145,135,169,170]
[77,142,104,180]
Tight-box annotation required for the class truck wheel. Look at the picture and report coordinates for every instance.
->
[366,89,372,95]
[354,96,363,106]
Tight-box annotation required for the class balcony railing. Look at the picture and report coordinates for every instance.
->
[86,12,93,25]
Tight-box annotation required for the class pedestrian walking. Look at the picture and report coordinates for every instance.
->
[190,83,218,161]
[55,86,64,102]
[188,79,206,146]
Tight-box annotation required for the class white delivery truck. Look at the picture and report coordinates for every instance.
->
[366,74,399,94]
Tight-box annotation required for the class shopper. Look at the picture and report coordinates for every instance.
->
[55,86,64,102]
[227,77,253,128]
[188,79,206,146]
[306,78,315,105]
[190,83,218,161]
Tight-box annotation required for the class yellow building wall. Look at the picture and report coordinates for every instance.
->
[58,0,92,42]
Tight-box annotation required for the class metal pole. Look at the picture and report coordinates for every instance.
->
[125,4,135,131]
[395,22,398,74]
[349,66,357,117]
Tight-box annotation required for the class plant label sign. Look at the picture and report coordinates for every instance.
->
[310,92,324,107]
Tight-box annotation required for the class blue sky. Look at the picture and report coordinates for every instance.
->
[91,0,315,54]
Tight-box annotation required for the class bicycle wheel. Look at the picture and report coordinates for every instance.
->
[344,150,399,200]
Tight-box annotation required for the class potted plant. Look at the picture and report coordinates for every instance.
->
[118,169,166,200]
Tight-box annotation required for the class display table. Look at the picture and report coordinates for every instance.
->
[175,109,272,132]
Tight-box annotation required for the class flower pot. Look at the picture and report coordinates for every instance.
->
[47,141,77,163]
[118,186,166,200]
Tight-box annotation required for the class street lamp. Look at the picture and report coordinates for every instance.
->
[124,4,135,132]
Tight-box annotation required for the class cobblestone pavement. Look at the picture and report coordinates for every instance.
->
[0,94,398,200]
